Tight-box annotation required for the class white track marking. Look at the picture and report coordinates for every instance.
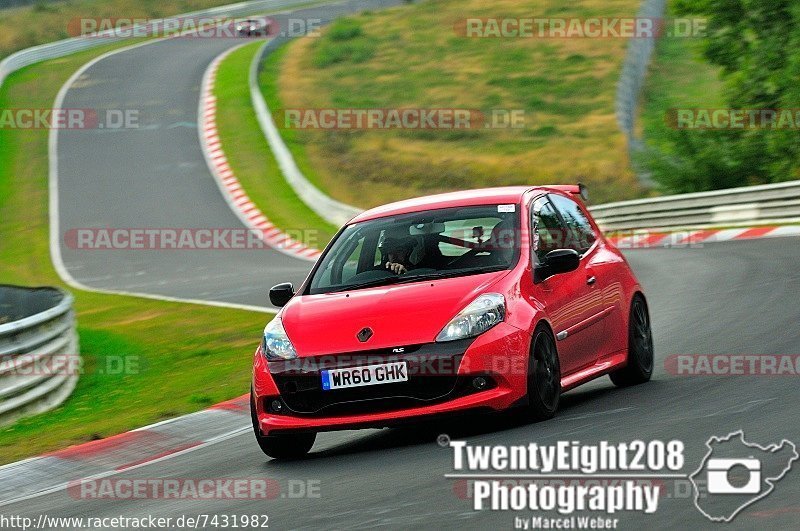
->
[197,44,321,262]
[49,36,276,313]
[0,426,251,508]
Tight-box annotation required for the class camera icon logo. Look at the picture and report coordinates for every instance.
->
[706,457,761,494]
[690,431,797,522]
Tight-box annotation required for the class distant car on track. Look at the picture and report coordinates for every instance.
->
[234,18,272,37]
[251,185,653,458]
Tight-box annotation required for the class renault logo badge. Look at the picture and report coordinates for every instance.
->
[357,327,373,342]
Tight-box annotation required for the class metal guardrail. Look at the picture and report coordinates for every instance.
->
[615,0,666,186]
[248,0,669,222]
[250,40,364,227]
[0,3,325,427]
[0,286,78,425]
[590,180,800,231]
[4,0,795,240]
[0,0,321,91]
[248,0,408,226]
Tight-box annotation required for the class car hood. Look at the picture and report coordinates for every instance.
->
[281,271,509,357]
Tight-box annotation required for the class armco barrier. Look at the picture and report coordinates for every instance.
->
[0,0,321,91]
[589,180,800,231]
[250,40,363,226]
[615,0,666,186]
[0,286,78,425]
[249,0,667,221]
[246,0,409,227]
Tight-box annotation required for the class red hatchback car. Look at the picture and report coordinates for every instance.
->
[251,186,653,458]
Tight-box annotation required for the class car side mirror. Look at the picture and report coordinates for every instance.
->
[269,282,295,307]
[535,249,580,283]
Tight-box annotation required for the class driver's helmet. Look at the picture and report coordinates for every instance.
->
[486,218,517,262]
[378,236,415,263]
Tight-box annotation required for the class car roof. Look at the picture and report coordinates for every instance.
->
[349,186,563,223]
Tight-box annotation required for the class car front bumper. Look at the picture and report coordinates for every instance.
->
[252,323,530,436]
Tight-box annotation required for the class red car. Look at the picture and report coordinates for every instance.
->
[251,186,653,458]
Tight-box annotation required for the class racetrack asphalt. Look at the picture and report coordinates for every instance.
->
[30,0,800,528]
[7,238,800,529]
[54,0,402,309]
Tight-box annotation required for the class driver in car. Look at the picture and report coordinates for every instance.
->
[381,236,416,275]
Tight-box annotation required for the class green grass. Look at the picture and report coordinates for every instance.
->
[265,0,645,208]
[0,42,271,464]
[260,44,334,195]
[311,18,376,67]
[213,42,339,248]
[640,28,725,151]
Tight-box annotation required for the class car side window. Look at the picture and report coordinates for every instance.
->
[341,238,365,283]
[548,194,597,255]
[316,231,367,286]
[531,197,566,263]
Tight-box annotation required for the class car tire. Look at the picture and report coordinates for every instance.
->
[609,294,654,387]
[250,391,316,459]
[526,324,561,420]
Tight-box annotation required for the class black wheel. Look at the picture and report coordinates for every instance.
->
[526,324,561,420]
[250,392,315,459]
[609,294,654,387]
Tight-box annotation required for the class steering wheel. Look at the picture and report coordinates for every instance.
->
[348,268,395,283]
[445,248,483,269]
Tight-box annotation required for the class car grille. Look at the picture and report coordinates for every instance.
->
[267,339,476,416]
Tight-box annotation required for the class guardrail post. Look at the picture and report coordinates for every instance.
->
[0,286,79,426]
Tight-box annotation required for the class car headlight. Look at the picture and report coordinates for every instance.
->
[435,293,505,342]
[262,318,297,360]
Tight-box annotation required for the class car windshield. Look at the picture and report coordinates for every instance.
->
[307,205,520,295]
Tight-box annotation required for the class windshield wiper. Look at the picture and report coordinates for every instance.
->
[319,265,509,294]
[395,265,508,284]
[336,276,404,292]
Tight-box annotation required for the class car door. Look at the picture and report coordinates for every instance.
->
[547,193,617,360]
[531,195,604,375]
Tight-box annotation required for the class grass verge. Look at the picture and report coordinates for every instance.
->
[0,42,270,464]
[264,0,644,208]
[213,42,339,248]
[639,26,724,154]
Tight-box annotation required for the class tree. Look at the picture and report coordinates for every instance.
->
[646,0,800,191]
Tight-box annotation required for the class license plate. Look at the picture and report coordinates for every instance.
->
[321,361,408,391]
